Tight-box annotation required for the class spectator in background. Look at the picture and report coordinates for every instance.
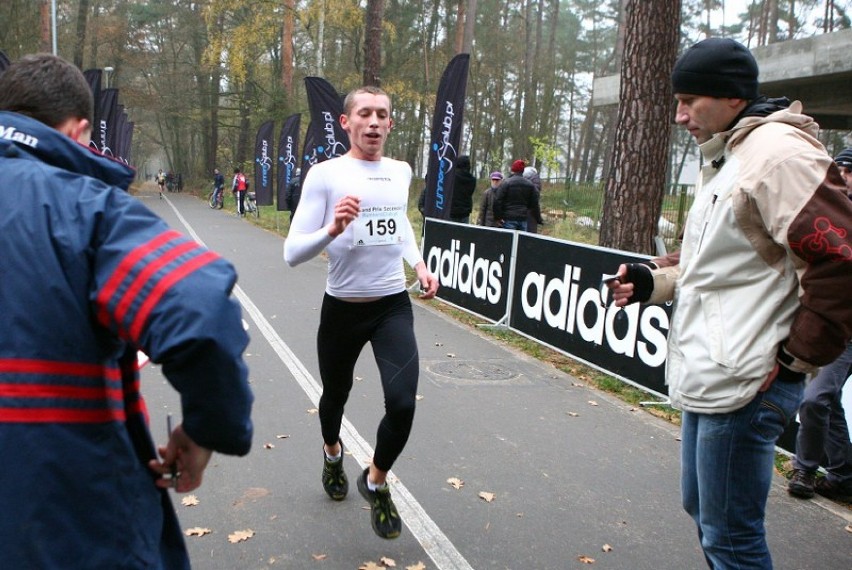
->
[285,167,302,221]
[787,147,852,504]
[833,147,852,199]
[212,168,225,209]
[477,171,503,227]
[494,159,540,232]
[523,165,544,233]
[449,155,477,224]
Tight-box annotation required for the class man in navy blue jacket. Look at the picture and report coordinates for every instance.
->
[0,54,254,569]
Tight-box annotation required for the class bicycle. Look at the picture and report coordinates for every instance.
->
[244,191,259,218]
[208,186,224,209]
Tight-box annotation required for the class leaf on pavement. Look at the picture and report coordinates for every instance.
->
[846,524,852,533]
[264,443,275,449]
[416,394,424,401]
[181,495,200,507]
[587,400,599,407]
[406,563,427,570]
[446,353,456,358]
[276,434,290,439]
[307,408,319,414]
[567,411,579,417]
[434,342,443,347]
[228,529,255,543]
[578,554,596,564]
[184,527,211,537]
[311,553,327,561]
[446,477,464,490]
[602,544,613,552]
[478,491,495,503]
[356,376,363,381]
[358,562,383,570]
[380,556,397,567]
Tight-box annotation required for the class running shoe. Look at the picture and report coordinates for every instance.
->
[357,467,402,539]
[321,442,348,501]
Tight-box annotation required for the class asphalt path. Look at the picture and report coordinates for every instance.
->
[138,185,851,570]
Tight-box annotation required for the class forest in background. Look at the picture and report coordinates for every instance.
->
[2,0,850,253]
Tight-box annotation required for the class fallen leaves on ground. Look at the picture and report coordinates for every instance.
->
[276,434,290,439]
[311,553,327,561]
[184,527,211,537]
[181,495,199,507]
[406,562,427,570]
[602,544,613,552]
[588,400,599,407]
[263,443,275,449]
[846,524,852,533]
[307,408,319,414]
[380,556,397,567]
[567,411,580,417]
[416,394,424,401]
[447,477,464,490]
[359,562,383,570]
[578,554,596,564]
[479,491,496,503]
[446,353,456,358]
[227,529,254,543]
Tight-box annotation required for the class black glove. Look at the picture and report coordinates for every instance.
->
[622,263,654,303]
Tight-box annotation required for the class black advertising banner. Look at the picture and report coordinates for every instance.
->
[276,113,300,211]
[509,233,670,396]
[97,88,118,156]
[253,120,275,206]
[423,53,470,220]
[83,69,102,151]
[423,219,514,323]
[114,108,127,162]
[124,121,134,164]
[302,77,349,182]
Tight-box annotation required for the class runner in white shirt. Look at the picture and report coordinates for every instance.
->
[284,86,438,540]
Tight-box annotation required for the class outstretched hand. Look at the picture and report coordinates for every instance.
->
[606,264,635,307]
[148,423,212,493]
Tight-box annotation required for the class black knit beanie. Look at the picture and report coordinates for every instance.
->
[671,38,759,100]
[834,148,852,169]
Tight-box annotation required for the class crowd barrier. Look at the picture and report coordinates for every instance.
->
[421,218,807,454]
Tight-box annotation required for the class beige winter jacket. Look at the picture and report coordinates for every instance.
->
[649,101,852,414]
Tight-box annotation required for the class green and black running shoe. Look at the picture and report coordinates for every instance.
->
[357,467,402,539]
[321,442,348,501]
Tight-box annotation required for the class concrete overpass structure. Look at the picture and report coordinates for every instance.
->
[592,28,852,130]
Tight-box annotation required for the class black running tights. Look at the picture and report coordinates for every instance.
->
[317,291,419,472]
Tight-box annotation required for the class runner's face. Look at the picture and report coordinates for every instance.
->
[341,92,393,161]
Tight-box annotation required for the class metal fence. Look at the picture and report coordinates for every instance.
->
[536,178,696,253]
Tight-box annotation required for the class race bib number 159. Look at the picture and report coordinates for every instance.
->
[353,205,406,246]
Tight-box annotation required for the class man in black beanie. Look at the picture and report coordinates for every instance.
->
[606,37,852,569]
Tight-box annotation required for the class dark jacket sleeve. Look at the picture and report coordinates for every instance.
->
[93,192,253,456]
[784,174,852,368]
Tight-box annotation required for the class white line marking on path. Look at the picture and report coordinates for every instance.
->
[165,196,474,570]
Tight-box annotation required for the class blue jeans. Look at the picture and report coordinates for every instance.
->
[502,219,527,231]
[681,378,804,569]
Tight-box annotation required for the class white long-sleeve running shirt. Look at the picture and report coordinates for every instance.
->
[283,155,423,298]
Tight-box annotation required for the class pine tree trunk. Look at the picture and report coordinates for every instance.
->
[599,0,681,254]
